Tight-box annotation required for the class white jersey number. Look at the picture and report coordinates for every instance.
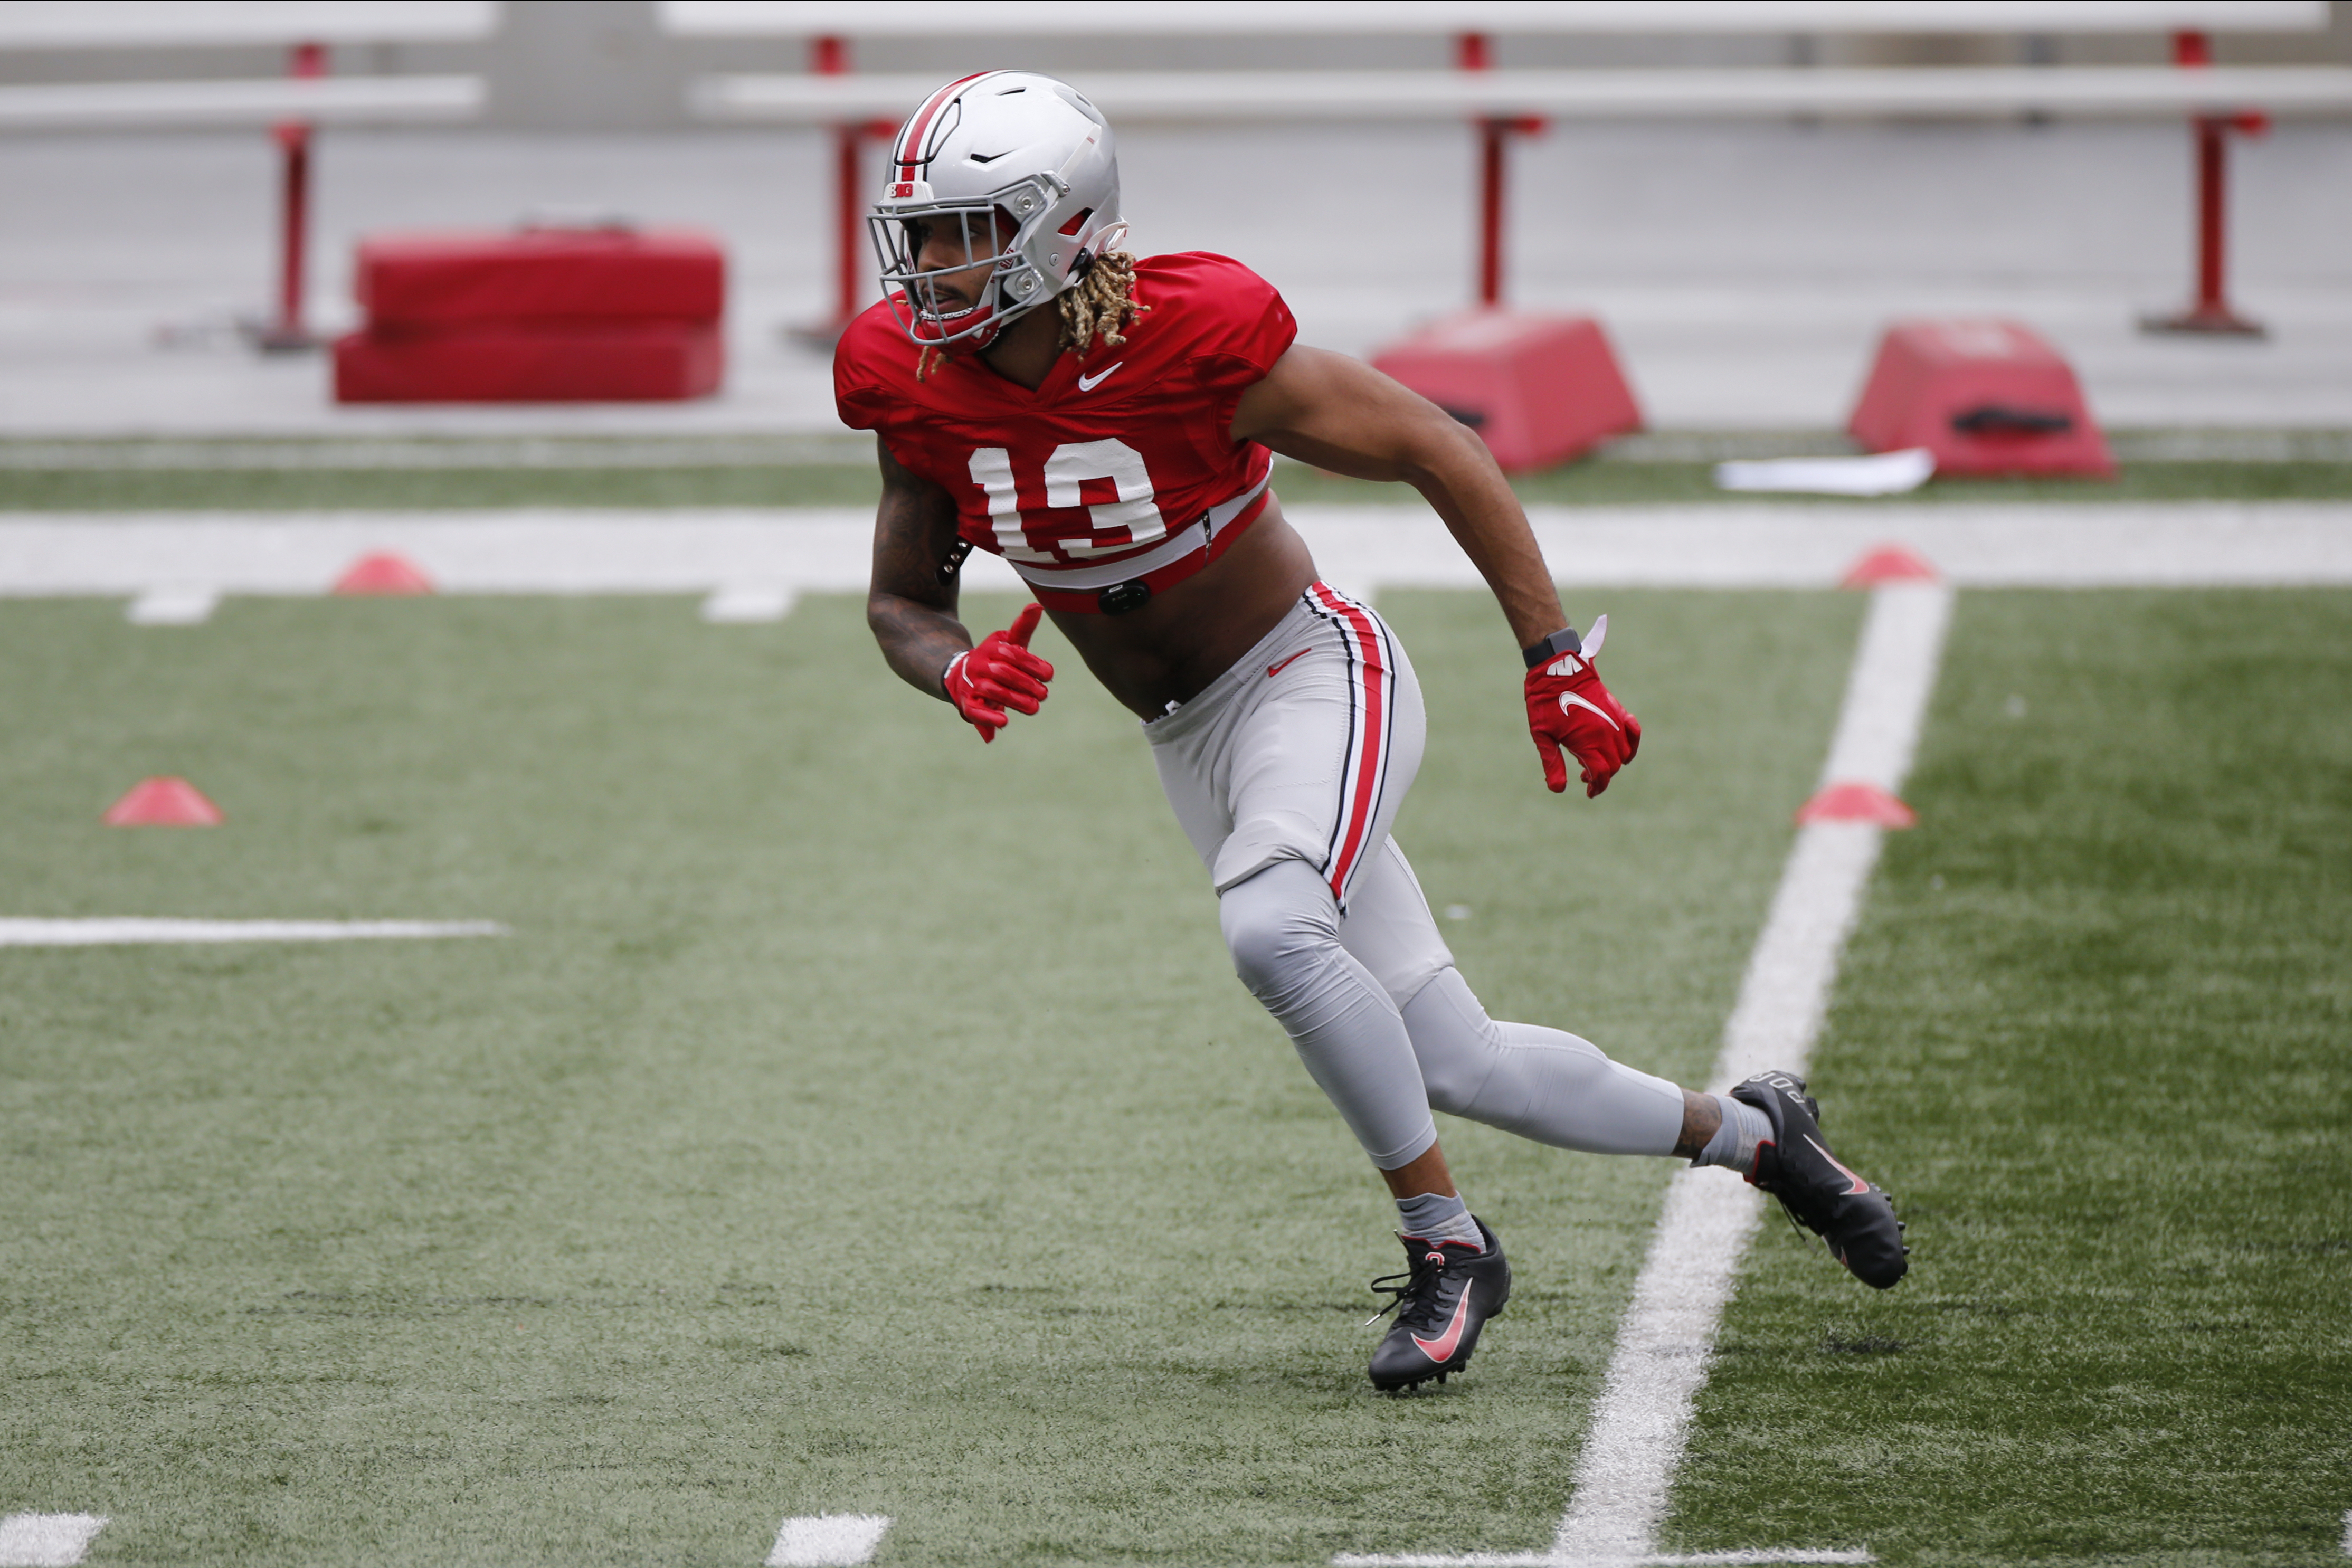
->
[968,440,1165,563]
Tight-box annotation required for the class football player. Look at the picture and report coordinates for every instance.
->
[838,72,1906,1391]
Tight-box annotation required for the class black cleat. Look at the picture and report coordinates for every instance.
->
[1366,1219,1511,1391]
[1732,1069,1909,1289]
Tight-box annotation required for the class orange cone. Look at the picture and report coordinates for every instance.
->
[103,776,224,826]
[1795,782,1917,828]
[1839,545,1939,588]
[333,552,434,595]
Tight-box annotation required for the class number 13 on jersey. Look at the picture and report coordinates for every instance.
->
[968,440,1165,563]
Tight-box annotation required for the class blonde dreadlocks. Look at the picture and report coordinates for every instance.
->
[915,250,1147,382]
[1058,249,1147,356]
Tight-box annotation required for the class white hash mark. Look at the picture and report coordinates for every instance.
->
[127,587,219,625]
[700,585,798,623]
[0,1514,108,1568]
[0,919,508,946]
[767,1514,892,1567]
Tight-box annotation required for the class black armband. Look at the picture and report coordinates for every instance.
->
[1522,625,1582,670]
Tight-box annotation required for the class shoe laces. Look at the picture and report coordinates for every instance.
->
[1364,1241,1458,1330]
[1752,1148,1831,1240]
[1769,1192,1825,1240]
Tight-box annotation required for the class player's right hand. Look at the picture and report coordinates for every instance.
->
[942,602,1054,743]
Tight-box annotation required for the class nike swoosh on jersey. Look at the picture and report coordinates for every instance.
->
[1805,1134,1874,1195]
[1077,362,1124,392]
[1410,1290,1476,1362]
[1558,692,1622,729]
[1266,648,1312,678]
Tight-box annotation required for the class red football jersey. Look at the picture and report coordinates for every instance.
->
[834,252,1298,610]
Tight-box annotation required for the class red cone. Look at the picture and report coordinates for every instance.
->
[1796,781,1917,828]
[333,552,434,595]
[103,776,224,826]
[1839,545,1939,588]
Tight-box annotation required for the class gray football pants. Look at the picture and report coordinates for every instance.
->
[1149,585,1686,1172]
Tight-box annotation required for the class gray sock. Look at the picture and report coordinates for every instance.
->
[1692,1093,1771,1175]
[1395,1190,1483,1249]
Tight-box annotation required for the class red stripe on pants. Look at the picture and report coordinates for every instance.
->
[1311,584,1388,902]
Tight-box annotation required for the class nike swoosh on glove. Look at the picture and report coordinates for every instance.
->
[943,602,1055,743]
[1523,638,1640,797]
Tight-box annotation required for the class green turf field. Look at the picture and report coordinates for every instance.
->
[2,455,2350,511]
[2,582,2345,1566]
[1673,591,2352,1568]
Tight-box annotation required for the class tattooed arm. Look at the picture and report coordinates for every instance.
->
[867,440,976,700]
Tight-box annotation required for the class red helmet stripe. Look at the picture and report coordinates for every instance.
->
[893,71,994,182]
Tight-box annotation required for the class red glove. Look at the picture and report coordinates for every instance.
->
[1523,620,1640,797]
[943,602,1054,743]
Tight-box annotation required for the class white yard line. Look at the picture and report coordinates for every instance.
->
[2340,1508,2351,1558]
[0,1514,107,1568]
[0,502,2346,602]
[766,1515,892,1568]
[0,919,508,946]
[1339,583,1952,1568]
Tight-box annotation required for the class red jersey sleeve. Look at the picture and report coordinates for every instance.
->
[1151,253,1298,435]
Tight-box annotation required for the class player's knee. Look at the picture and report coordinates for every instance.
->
[1218,860,1341,1008]
[1400,968,1506,1116]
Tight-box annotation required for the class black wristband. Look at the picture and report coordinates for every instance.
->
[1522,625,1583,670]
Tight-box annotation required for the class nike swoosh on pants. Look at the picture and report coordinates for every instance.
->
[1410,1290,1475,1362]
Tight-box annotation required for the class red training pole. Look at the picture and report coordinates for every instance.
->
[834,122,861,329]
[2142,29,2264,336]
[1479,121,1506,307]
[1457,32,1505,308]
[818,36,864,338]
[262,40,325,351]
[2193,113,2228,315]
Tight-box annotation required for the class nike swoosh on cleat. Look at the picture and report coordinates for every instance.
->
[1266,648,1311,678]
[1077,362,1123,392]
[1558,692,1621,729]
[1805,1134,1874,1195]
[1410,1291,1475,1363]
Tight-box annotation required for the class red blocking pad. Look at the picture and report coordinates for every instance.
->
[1371,311,1641,472]
[104,776,223,827]
[355,228,725,326]
[1848,320,2115,478]
[334,321,724,403]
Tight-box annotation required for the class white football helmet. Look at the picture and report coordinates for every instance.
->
[869,71,1125,350]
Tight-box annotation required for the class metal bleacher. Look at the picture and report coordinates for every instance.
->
[667,0,2351,337]
[0,0,499,348]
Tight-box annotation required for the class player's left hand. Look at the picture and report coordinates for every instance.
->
[1523,621,1640,797]
[943,602,1055,743]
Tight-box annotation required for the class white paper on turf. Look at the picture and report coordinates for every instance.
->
[1713,448,1934,496]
